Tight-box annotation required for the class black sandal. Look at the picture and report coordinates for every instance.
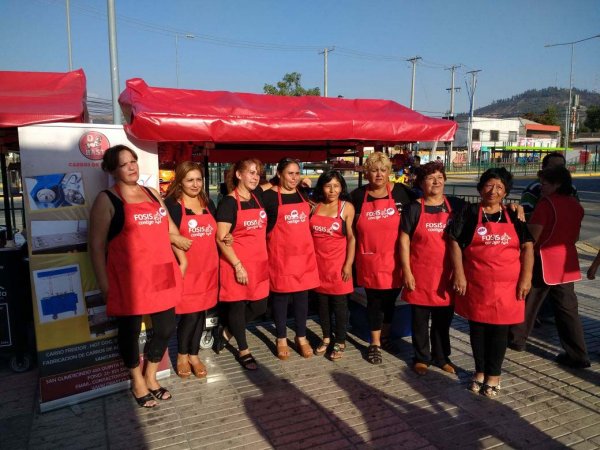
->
[367,345,382,365]
[149,387,171,400]
[330,343,345,361]
[132,391,157,408]
[481,384,501,398]
[238,353,258,371]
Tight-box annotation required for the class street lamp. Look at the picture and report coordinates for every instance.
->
[545,33,600,149]
[175,33,195,88]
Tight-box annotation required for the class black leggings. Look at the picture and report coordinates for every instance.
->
[317,293,348,343]
[365,288,400,331]
[469,321,509,377]
[226,298,268,351]
[117,308,176,369]
[271,291,309,339]
[177,311,206,355]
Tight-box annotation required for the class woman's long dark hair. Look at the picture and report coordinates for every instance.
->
[313,170,350,203]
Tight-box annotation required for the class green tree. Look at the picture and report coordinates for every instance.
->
[584,105,600,132]
[263,72,320,96]
[522,106,560,126]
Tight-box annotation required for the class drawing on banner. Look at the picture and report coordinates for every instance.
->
[84,290,117,338]
[30,220,88,255]
[33,265,85,323]
[25,172,86,210]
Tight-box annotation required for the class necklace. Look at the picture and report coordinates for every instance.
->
[482,208,502,223]
[237,190,251,201]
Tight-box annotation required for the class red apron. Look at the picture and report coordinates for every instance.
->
[267,188,320,293]
[538,195,583,285]
[176,201,218,314]
[219,190,269,301]
[355,185,401,289]
[310,201,353,295]
[402,197,453,306]
[106,185,181,316]
[456,206,523,325]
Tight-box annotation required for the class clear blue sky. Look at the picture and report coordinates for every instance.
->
[2,0,600,117]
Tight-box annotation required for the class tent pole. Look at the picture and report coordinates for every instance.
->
[1,152,14,239]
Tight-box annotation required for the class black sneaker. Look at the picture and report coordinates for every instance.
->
[555,353,591,369]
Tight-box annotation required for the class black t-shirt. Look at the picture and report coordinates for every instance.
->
[104,187,160,242]
[401,196,466,238]
[164,196,217,229]
[446,203,533,248]
[261,187,310,233]
[350,183,416,216]
[215,190,263,233]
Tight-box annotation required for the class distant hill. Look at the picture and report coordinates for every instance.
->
[457,87,600,119]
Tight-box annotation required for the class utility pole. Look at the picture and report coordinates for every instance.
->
[445,65,461,166]
[319,47,335,97]
[407,56,421,110]
[545,34,600,149]
[466,69,481,168]
[106,0,120,125]
[66,0,73,71]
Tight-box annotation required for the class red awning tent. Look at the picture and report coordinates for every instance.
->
[0,69,88,238]
[0,69,88,142]
[119,78,457,163]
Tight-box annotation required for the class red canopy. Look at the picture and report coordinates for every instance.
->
[0,69,88,129]
[119,78,456,163]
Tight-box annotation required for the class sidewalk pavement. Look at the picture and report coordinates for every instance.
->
[1,250,600,450]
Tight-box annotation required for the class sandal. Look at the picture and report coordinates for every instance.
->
[176,356,192,378]
[468,379,484,394]
[132,391,157,408]
[295,337,313,359]
[238,353,258,371]
[214,325,230,354]
[367,345,382,365]
[149,386,172,401]
[329,343,345,361]
[314,340,330,356]
[276,340,290,361]
[481,384,501,398]
[189,358,207,378]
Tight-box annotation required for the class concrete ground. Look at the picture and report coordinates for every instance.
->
[1,247,599,450]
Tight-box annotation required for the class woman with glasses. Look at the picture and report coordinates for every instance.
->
[350,152,416,365]
[447,168,534,398]
[164,162,219,379]
[262,157,320,360]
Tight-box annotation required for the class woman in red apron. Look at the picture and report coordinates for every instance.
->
[400,162,463,376]
[216,159,269,370]
[509,166,589,368]
[263,158,320,360]
[310,170,356,360]
[448,168,534,398]
[164,162,219,379]
[350,152,416,365]
[89,145,186,408]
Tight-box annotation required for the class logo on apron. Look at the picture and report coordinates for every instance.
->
[284,209,307,224]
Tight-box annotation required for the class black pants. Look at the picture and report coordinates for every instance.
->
[177,311,205,355]
[411,305,454,366]
[365,288,400,331]
[271,291,309,339]
[469,321,509,377]
[117,308,176,369]
[227,298,268,351]
[317,293,348,344]
[509,256,588,362]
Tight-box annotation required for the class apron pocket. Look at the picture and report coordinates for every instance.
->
[151,262,177,291]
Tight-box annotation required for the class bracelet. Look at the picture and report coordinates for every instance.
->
[233,261,242,268]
